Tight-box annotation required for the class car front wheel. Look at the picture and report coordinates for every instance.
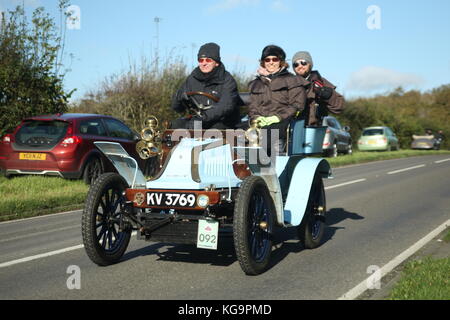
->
[82,173,131,266]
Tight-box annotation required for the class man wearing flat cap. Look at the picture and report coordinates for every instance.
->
[292,51,344,126]
[171,42,241,129]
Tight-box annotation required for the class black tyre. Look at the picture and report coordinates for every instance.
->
[346,142,353,155]
[329,142,338,157]
[298,173,326,249]
[82,173,131,266]
[83,157,103,185]
[233,176,275,275]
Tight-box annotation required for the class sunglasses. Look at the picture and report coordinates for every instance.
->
[293,60,309,68]
[264,57,280,63]
[198,58,214,63]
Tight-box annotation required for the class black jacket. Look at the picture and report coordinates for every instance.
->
[171,64,242,128]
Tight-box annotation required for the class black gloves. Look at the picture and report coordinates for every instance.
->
[180,92,190,104]
[313,80,333,100]
[318,86,333,100]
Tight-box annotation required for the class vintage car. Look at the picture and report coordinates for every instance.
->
[411,134,441,150]
[81,92,332,275]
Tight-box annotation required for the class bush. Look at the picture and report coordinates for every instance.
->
[337,85,450,149]
[0,1,74,137]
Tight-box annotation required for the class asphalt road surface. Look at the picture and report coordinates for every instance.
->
[1,154,449,300]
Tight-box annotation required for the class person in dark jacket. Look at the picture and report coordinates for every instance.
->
[292,51,344,126]
[247,45,306,156]
[171,42,241,130]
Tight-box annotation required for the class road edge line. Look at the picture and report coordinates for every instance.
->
[337,219,450,300]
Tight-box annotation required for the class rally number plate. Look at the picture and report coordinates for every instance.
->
[146,192,196,207]
[197,219,219,250]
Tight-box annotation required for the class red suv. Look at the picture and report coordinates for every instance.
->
[0,113,144,184]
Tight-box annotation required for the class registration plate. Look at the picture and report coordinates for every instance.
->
[19,153,46,160]
[368,140,377,145]
[146,192,196,207]
[197,219,219,250]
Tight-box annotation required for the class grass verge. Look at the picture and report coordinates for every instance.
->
[386,229,450,300]
[0,175,88,221]
[0,149,449,221]
[388,256,450,300]
[326,149,450,167]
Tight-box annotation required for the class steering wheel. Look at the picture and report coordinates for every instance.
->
[184,91,219,117]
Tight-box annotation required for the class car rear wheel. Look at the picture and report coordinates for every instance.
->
[233,176,274,275]
[346,143,353,155]
[82,173,131,266]
[328,142,338,157]
[298,173,326,249]
[83,157,103,185]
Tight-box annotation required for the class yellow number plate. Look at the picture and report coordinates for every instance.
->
[19,153,47,160]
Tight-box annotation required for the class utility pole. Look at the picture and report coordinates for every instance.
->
[154,17,161,72]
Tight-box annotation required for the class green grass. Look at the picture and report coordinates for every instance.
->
[388,256,450,300]
[0,175,88,221]
[444,230,450,243]
[0,149,449,221]
[326,149,450,167]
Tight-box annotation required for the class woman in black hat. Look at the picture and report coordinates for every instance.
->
[248,45,306,156]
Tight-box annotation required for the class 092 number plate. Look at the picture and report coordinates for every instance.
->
[146,192,196,207]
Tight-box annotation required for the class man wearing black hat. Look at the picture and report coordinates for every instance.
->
[171,42,241,129]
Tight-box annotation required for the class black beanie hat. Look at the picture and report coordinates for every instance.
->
[198,42,221,62]
[260,45,286,61]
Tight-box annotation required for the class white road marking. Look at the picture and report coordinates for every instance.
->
[0,231,138,269]
[387,164,425,175]
[0,209,82,225]
[435,158,450,164]
[0,245,85,269]
[325,179,367,190]
[338,219,450,300]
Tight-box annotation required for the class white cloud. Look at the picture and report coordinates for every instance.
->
[271,0,289,12]
[206,0,260,14]
[346,66,424,94]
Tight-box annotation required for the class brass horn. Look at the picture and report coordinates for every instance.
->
[136,116,162,159]
[245,119,261,147]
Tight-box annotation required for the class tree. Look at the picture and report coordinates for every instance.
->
[0,1,74,137]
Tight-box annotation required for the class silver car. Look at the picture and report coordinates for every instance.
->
[322,116,352,157]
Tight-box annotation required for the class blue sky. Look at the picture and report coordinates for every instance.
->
[1,0,449,101]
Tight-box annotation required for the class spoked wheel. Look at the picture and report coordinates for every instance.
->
[298,173,326,249]
[82,173,131,266]
[233,176,275,275]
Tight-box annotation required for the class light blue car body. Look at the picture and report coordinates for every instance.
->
[95,120,331,228]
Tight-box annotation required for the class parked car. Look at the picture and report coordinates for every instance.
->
[411,134,441,150]
[357,126,399,151]
[321,116,352,157]
[0,113,144,184]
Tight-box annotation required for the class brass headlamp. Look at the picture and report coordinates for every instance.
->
[136,116,162,159]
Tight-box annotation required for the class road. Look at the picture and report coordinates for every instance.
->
[0,154,449,300]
